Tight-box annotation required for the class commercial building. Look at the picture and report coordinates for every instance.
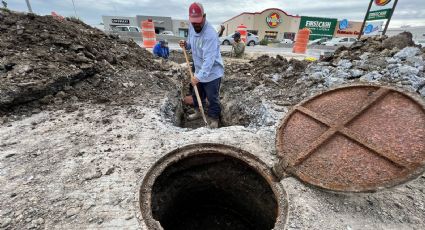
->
[136,16,173,34]
[172,20,190,38]
[222,9,389,41]
[102,15,189,37]
[101,16,139,30]
[222,8,301,41]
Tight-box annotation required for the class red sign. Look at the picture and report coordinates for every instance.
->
[266,13,283,28]
[375,0,391,6]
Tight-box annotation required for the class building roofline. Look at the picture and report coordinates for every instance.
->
[222,8,300,24]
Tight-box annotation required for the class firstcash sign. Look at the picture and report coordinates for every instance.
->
[266,13,283,28]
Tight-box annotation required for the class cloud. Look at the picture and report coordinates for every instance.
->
[6,0,425,28]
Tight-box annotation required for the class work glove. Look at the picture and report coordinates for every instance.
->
[179,40,187,49]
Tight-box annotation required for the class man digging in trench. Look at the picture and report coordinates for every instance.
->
[180,2,224,129]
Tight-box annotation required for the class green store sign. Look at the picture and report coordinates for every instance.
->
[367,9,392,20]
[299,16,337,40]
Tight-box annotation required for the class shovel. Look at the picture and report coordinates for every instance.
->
[182,48,208,126]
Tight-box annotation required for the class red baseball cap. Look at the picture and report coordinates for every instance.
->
[189,2,204,23]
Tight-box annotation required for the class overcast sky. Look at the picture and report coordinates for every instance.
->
[6,0,425,28]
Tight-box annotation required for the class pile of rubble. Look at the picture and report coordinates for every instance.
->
[219,56,308,126]
[0,9,177,117]
[303,32,424,96]
[1,9,424,129]
[218,32,424,127]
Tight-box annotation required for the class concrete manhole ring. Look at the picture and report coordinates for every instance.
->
[276,84,425,192]
[139,143,288,230]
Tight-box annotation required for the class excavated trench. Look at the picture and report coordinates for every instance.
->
[162,88,260,129]
[139,144,288,230]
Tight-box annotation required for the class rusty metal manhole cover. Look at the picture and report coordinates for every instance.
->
[276,85,425,192]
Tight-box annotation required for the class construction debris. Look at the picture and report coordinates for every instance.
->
[0,9,178,116]
[0,9,424,230]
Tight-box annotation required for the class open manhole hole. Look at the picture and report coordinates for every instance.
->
[139,144,288,230]
[147,84,425,229]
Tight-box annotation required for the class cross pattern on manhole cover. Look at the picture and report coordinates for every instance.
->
[276,85,425,192]
[291,88,407,169]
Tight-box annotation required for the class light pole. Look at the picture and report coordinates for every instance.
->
[25,0,33,13]
[71,0,78,18]
[382,0,399,35]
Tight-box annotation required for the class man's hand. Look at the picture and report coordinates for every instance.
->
[179,40,187,49]
[191,76,199,86]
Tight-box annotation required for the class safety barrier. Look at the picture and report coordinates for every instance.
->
[141,19,156,48]
[237,24,248,43]
[292,28,311,54]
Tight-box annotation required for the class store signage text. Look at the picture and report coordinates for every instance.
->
[305,20,332,29]
[112,19,130,24]
[375,0,391,6]
[266,13,283,28]
[367,9,392,20]
[336,30,360,35]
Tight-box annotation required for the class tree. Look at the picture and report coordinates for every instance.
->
[2,0,7,8]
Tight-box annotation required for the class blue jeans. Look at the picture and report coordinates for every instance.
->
[192,78,222,119]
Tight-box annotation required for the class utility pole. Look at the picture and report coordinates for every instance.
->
[382,0,399,35]
[358,0,373,40]
[71,0,78,19]
[25,0,33,13]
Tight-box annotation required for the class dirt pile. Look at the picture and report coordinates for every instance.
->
[219,33,424,127]
[219,55,308,126]
[0,9,176,116]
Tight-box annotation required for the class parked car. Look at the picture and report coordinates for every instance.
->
[280,39,293,44]
[308,37,330,45]
[323,37,357,47]
[112,26,141,32]
[159,31,174,36]
[220,32,259,46]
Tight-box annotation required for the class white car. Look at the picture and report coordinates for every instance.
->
[159,31,174,36]
[280,39,293,44]
[112,26,141,32]
[323,37,357,47]
[308,38,330,45]
[220,32,259,46]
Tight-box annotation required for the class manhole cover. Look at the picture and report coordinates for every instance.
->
[276,85,425,192]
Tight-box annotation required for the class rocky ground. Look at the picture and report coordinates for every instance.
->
[1,9,425,230]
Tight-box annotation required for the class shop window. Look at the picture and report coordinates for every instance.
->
[155,27,165,34]
[264,31,278,41]
[179,29,189,38]
[284,32,295,40]
[129,27,139,32]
